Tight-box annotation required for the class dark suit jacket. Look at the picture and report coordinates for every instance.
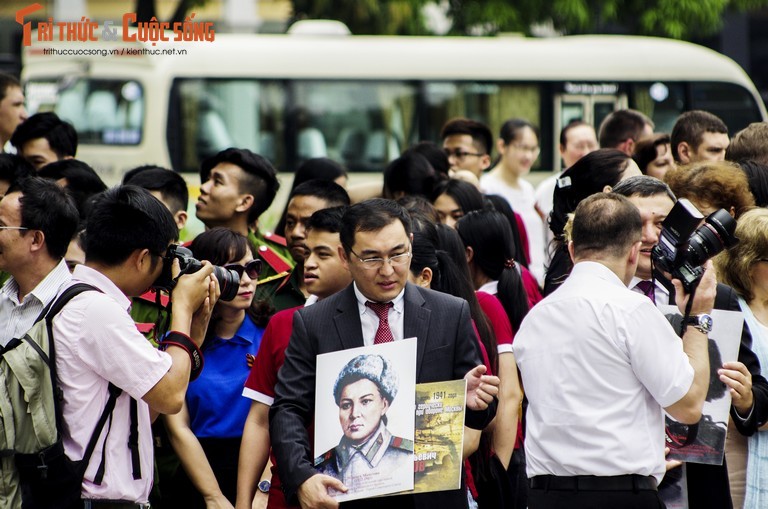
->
[661,279,768,509]
[269,283,494,509]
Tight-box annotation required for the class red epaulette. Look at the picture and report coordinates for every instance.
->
[257,245,292,275]
[262,231,287,247]
[136,323,154,334]
[181,240,193,248]
[137,289,170,308]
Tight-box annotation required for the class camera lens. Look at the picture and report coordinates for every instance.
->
[212,266,240,301]
[685,209,738,266]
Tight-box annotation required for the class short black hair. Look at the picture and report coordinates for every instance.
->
[670,110,728,162]
[0,154,34,188]
[340,199,412,254]
[406,142,450,179]
[571,193,642,259]
[10,177,79,259]
[306,206,347,235]
[123,165,189,214]
[611,175,676,202]
[383,152,440,200]
[10,112,78,158]
[200,148,280,223]
[289,179,350,207]
[0,73,20,102]
[598,109,654,149]
[440,118,493,156]
[38,159,107,219]
[84,185,178,266]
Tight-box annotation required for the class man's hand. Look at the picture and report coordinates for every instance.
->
[664,447,682,471]
[297,474,346,509]
[190,272,220,346]
[465,365,500,411]
[672,260,716,316]
[719,361,754,415]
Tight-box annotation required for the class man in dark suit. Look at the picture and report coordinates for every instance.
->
[613,176,768,509]
[269,198,499,509]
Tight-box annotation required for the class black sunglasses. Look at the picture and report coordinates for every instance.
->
[225,259,262,280]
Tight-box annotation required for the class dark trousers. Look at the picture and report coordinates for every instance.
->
[529,488,666,509]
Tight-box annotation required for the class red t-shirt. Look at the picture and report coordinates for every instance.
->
[242,306,303,509]
[476,291,523,450]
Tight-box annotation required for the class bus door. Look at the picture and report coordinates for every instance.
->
[553,85,627,171]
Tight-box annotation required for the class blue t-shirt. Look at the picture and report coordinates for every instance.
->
[186,315,264,438]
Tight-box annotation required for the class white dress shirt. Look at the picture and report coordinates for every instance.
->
[513,261,694,483]
[353,283,405,346]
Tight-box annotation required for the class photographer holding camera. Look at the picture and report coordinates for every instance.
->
[612,175,768,509]
[51,185,220,507]
[514,192,716,509]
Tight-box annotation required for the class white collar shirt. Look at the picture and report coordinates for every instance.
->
[353,283,405,346]
[477,280,499,295]
[513,261,694,483]
[53,265,172,502]
[0,259,72,347]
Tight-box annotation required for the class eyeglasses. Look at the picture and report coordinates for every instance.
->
[511,143,541,155]
[348,247,412,270]
[444,148,484,160]
[225,259,262,279]
[0,226,28,231]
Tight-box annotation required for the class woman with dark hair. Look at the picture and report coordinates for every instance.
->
[481,119,546,285]
[430,178,485,228]
[632,133,675,180]
[382,151,441,200]
[545,148,641,295]
[411,218,522,509]
[165,227,264,508]
[483,195,542,307]
[275,157,347,236]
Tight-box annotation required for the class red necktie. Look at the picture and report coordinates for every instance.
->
[635,280,656,304]
[366,301,394,344]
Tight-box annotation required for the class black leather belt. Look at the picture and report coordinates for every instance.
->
[530,474,658,492]
[82,500,151,509]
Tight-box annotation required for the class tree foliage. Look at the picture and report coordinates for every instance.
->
[291,0,768,39]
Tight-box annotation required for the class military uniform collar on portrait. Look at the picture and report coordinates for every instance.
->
[336,421,407,469]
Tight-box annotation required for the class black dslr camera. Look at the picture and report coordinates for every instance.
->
[651,198,738,292]
[152,244,240,301]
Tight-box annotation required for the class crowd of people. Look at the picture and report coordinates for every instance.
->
[1,68,768,509]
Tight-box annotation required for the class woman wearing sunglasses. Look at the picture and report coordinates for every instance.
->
[165,227,264,509]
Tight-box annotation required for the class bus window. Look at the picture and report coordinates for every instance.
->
[691,82,763,133]
[631,82,686,134]
[168,78,285,173]
[26,78,143,145]
[423,82,541,166]
[291,81,419,172]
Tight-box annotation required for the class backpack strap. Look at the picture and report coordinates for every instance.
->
[45,283,142,483]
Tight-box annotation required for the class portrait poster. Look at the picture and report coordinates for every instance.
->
[314,338,417,501]
[660,307,743,465]
[412,379,466,494]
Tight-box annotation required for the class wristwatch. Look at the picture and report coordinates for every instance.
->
[258,479,271,494]
[684,314,713,334]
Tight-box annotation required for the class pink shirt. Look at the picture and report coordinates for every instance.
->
[53,265,172,502]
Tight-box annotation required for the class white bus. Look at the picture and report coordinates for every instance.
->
[21,32,767,184]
